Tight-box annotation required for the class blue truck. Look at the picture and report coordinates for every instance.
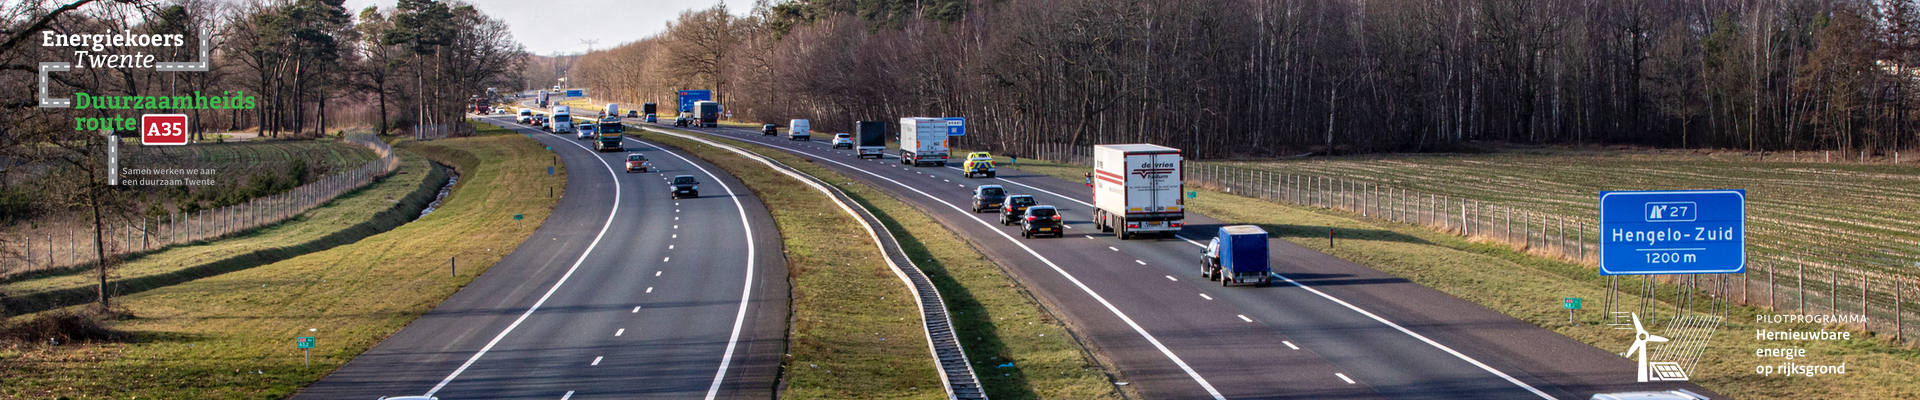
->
[1203,225,1271,286]
[676,90,712,113]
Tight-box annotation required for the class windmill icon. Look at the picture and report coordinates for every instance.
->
[1619,313,1689,382]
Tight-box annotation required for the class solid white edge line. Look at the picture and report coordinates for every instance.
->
[970,157,1554,399]
[634,128,976,399]
[636,137,759,400]
[687,129,1227,400]
[425,121,624,397]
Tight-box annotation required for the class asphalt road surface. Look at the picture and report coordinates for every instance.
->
[653,122,1723,400]
[295,115,787,400]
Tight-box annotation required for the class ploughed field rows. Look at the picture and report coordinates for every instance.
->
[1216,152,1920,279]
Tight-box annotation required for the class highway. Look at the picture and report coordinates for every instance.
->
[296,115,788,399]
[653,122,1725,400]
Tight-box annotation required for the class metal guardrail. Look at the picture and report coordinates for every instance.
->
[640,126,987,400]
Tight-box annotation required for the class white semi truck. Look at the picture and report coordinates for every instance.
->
[898,117,950,166]
[1091,144,1184,239]
[549,105,575,134]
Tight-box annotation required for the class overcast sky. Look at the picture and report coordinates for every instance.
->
[339,0,743,55]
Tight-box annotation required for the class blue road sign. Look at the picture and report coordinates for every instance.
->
[1598,190,1746,275]
[566,89,584,97]
[945,117,965,136]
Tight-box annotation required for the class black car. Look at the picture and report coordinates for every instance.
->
[670,175,699,198]
[999,195,1037,225]
[762,124,777,136]
[1020,206,1063,238]
[971,185,1006,213]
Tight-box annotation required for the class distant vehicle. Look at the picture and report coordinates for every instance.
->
[595,129,623,152]
[1091,144,1183,240]
[670,175,699,198]
[674,114,689,127]
[517,109,534,123]
[898,117,949,166]
[627,110,639,118]
[537,91,550,108]
[970,185,1006,213]
[1020,205,1063,238]
[831,133,853,149]
[644,114,658,123]
[1204,225,1270,286]
[531,114,547,127]
[1589,389,1711,400]
[693,101,721,127]
[577,123,597,139]
[624,153,651,173]
[599,116,623,133]
[963,152,995,178]
[855,121,886,159]
[999,195,1037,225]
[641,102,657,116]
[762,124,777,136]
[787,119,810,141]
[604,103,620,117]
[549,106,574,134]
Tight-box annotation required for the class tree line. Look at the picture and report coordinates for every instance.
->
[0,0,525,311]
[571,0,1917,158]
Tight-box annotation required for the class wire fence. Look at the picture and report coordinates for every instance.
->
[1026,143,1915,343]
[0,134,400,280]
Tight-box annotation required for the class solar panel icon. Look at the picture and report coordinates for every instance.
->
[1648,362,1689,381]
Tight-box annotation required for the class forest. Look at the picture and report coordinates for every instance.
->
[571,0,1919,158]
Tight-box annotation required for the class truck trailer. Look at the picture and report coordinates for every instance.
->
[855,121,887,159]
[897,118,950,166]
[549,106,575,134]
[693,101,721,128]
[1091,144,1184,239]
[1203,225,1271,286]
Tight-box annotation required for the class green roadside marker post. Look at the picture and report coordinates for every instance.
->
[296,336,316,368]
[1563,297,1582,325]
[1188,191,1197,198]
[514,213,524,230]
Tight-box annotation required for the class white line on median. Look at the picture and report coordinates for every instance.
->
[688,133,1227,400]
[425,122,626,398]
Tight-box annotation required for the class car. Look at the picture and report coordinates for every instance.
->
[999,195,1037,225]
[577,126,595,140]
[576,123,596,137]
[624,153,651,173]
[517,110,533,123]
[669,175,699,198]
[831,133,853,149]
[627,110,639,118]
[971,185,1006,213]
[531,115,546,126]
[762,124,778,136]
[644,114,658,123]
[674,115,690,127]
[1020,205,1063,238]
[962,152,995,178]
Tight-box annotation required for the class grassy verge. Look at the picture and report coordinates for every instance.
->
[0,151,438,313]
[0,133,563,398]
[636,130,1118,399]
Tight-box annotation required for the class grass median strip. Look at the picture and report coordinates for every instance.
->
[0,133,562,398]
[638,130,1118,400]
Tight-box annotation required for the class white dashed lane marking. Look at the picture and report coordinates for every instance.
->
[1337,373,1356,384]
[1200,294,1214,300]
[1238,315,1253,322]
[1284,341,1300,350]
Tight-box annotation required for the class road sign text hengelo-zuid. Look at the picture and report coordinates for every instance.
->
[1598,190,1745,275]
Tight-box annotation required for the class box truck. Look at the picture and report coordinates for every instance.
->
[1091,144,1183,239]
[604,103,619,117]
[693,101,721,127]
[1203,225,1271,286]
[549,106,575,134]
[898,118,950,166]
[856,121,887,159]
